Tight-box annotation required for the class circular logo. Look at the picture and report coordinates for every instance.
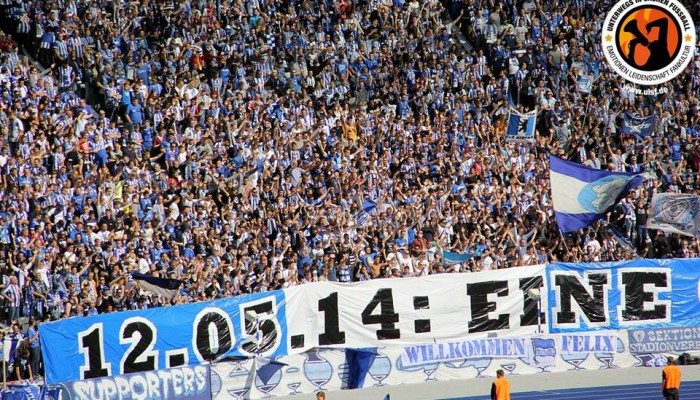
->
[602,0,696,85]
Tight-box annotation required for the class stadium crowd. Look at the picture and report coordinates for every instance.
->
[0,0,698,330]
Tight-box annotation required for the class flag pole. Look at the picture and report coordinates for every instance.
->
[3,337,6,390]
[582,92,592,131]
[558,228,570,254]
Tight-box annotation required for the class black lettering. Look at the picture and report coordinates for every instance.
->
[467,281,509,333]
[241,301,280,354]
[361,288,401,340]
[555,273,608,324]
[621,271,668,321]
[520,276,546,326]
[121,321,157,373]
[79,324,110,379]
[194,311,233,361]
[318,292,346,345]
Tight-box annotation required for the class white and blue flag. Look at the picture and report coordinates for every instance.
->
[608,226,637,255]
[550,155,646,232]
[132,272,183,299]
[355,199,378,228]
[648,193,700,238]
[506,108,536,143]
[577,75,593,94]
[622,113,656,138]
[441,250,473,266]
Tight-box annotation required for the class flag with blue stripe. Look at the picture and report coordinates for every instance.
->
[506,108,536,143]
[550,155,646,232]
[355,199,377,228]
[622,113,656,138]
[577,75,592,94]
[608,227,637,254]
[441,250,473,266]
[131,272,183,299]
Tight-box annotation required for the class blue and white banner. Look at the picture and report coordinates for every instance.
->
[400,336,530,367]
[398,331,618,368]
[40,290,289,384]
[550,155,646,232]
[546,259,700,333]
[622,113,656,138]
[577,75,593,94]
[42,259,700,385]
[59,364,211,400]
[506,108,536,143]
[558,331,619,355]
[41,267,547,384]
[648,193,700,238]
[627,326,700,354]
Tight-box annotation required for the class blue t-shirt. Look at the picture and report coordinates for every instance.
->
[127,103,144,124]
[27,326,39,349]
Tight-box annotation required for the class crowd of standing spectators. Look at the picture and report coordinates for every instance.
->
[0,0,698,327]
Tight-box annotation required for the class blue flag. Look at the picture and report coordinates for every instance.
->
[255,357,288,386]
[622,113,656,138]
[506,108,536,143]
[441,250,473,266]
[355,199,378,228]
[550,155,646,232]
[608,227,637,254]
[577,75,592,94]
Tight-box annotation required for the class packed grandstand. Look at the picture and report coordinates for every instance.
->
[0,0,699,395]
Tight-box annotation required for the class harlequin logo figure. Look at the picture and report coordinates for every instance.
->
[602,0,696,85]
[618,7,680,71]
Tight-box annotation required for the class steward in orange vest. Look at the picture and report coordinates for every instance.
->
[491,369,511,400]
[662,356,681,400]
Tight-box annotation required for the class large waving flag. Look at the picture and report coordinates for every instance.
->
[506,108,536,143]
[132,272,183,299]
[648,193,700,238]
[577,75,593,94]
[550,155,646,232]
[622,113,656,138]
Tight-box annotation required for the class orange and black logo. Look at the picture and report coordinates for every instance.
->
[616,5,681,72]
[602,0,695,85]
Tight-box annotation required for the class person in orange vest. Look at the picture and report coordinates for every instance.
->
[491,369,511,400]
[662,356,681,400]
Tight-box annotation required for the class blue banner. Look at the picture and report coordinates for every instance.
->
[40,290,287,384]
[506,108,536,143]
[1,385,41,400]
[628,326,700,354]
[59,364,211,400]
[400,337,529,367]
[546,259,700,333]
